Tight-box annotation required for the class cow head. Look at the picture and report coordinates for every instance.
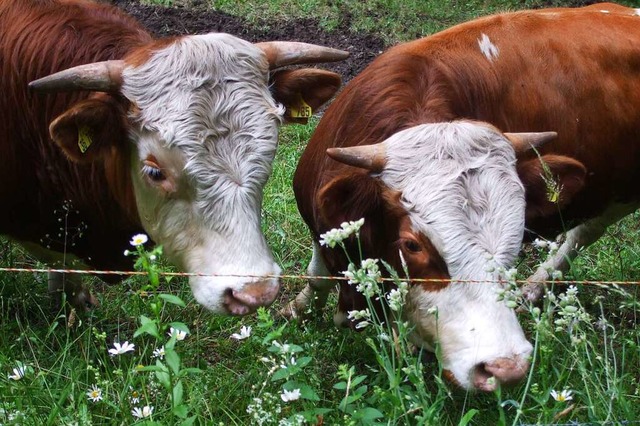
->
[319,120,586,390]
[29,34,347,316]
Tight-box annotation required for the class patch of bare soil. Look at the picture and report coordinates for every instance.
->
[111,1,385,83]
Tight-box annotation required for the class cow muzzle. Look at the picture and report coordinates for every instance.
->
[223,278,281,316]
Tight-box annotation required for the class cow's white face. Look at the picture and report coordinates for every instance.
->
[123,34,282,315]
[377,122,533,390]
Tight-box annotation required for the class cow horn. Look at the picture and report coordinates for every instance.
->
[326,144,387,173]
[256,41,349,69]
[504,131,557,153]
[28,60,125,93]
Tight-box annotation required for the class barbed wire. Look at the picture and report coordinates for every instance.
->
[1,266,640,287]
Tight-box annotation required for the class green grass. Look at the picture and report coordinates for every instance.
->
[205,0,639,44]
[2,0,640,424]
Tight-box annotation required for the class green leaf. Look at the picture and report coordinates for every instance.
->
[179,416,197,426]
[272,366,295,381]
[159,294,186,307]
[458,409,479,426]
[165,348,181,375]
[296,356,312,368]
[154,360,171,389]
[134,315,159,339]
[178,367,202,376]
[261,324,286,345]
[172,380,184,407]
[351,375,367,388]
[333,381,348,390]
[353,407,384,421]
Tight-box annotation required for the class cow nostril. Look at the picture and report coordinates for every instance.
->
[473,357,529,391]
[223,280,280,316]
[473,362,498,392]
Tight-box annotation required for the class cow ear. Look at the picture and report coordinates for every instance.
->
[517,154,587,220]
[49,94,127,163]
[270,69,342,124]
[317,173,384,229]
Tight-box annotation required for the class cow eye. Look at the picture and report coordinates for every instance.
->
[142,160,165,182]
[403,239,422,253]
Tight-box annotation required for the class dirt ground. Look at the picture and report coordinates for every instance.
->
[112,0,385,83]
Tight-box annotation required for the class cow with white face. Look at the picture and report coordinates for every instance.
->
[288,3,640,391]
[1,0,347,314]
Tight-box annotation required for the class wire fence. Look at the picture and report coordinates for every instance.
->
[1,265,640,287]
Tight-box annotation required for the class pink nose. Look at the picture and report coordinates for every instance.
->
[224,279,280,316]
[472,356,530,391]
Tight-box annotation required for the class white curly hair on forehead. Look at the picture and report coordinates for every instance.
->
[380,121,526,280]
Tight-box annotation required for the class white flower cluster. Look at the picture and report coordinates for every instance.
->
[533,238,559,253]
[548,286,591,344]
[343,258,382,298]
[495,267,523,309]
[319,218,365,248]
[246,393,282,426]
[386,281,409,312]
[347,309,372,329]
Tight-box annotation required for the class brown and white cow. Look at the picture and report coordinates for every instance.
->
[287,3,640,391]
[0,0,347,314]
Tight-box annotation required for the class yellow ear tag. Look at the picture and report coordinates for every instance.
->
[288,96,313,119]
[78,126,93,154]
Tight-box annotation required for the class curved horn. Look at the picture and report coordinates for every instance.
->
[28,60,125,93]
[255,41,349,69]
[504,131,557,154]
[326,144,386,173]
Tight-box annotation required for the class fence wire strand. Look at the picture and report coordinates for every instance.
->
[2,266,640,287]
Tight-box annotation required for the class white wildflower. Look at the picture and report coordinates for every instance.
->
[168,327,188,341]
[280,388,301,402]
[386,283,408,311]
[152,346,165,359]
[347,309,371,321]
[533,238,549,249]
[108,341,135,356]
[130,234,149,247]
[272,341,292,354]
[131,405,154,419]
[7,366,25,381]
[319,219,365,248]
[86,384,103,402]
[355,321,370,329]
[130,387,141,404]
[231,325,252,341]
[550,389,573,402]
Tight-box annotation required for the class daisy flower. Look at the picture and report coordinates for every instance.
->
[108,341,135,356]
[168,327,187,341]
[152,346,165,359]
[130,234,148,247]
[130,387,141,404]
[280,388,301,402]
[131,405,154,419]
[230,325,252,340]
[550,389,573,402]
[86,384,103,402]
